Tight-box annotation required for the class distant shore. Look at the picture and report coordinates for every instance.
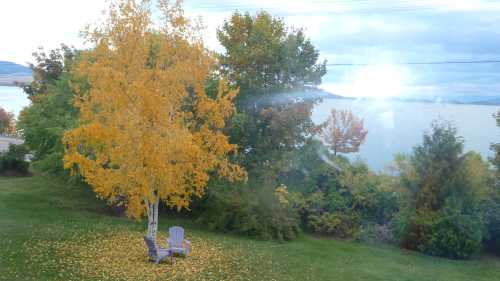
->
[0,74,32,86]
[321,93,500,106]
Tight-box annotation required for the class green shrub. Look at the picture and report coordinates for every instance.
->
[31,151,66,175]
[308,212,360,238]
[403,210,482,259]
[197,181,300,241]
[0,144,30,175]
[482,191,500,255]
[356,187,399,225]
[393,122,490,259]
[358,223,395,244]
[290,191,361,239]
[388,207,413,245]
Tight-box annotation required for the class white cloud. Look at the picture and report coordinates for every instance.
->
[2,0,500,99]
[428,0,500,12]
[0,0,107,65]
[184,9,230,52]
[187,0,500,15]
[4,0,497,65]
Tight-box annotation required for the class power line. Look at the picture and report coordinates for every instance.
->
[189,0,500,15]
[326,60,500,66]
[194,1,413,8]
[193,0,500,8]
[194,4,437,14]
[187,1,500,68]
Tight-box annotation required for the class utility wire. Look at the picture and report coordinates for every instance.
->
[189,0,500,14]
[193,0,500,8]
[326,60,500,66]
[188,1,500,68]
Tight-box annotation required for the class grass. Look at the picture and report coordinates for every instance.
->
[1,175,500,281]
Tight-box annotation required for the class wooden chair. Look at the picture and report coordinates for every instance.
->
[166,226,190,257]
[144,236,172,264]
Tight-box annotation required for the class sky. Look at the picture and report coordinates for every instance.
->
[2,0,500,99]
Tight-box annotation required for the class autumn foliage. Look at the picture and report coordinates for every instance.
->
[317,109,368,155]
[0,107,15,135]
[63,0,245,239]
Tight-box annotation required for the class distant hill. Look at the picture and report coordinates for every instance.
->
[304,87,347,100]
[0,61,31,75]
[0,61,32,86]
[252,87,348,105]
[468,97,500,105]
[392,95,500,106]
[317,87,500,106]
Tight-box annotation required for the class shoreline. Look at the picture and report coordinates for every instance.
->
[0,75,32,87]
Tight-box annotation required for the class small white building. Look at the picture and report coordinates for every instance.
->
[0,136,24,152]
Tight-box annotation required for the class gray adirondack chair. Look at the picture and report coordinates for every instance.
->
[144,236,172,264]
[166,226,190,256]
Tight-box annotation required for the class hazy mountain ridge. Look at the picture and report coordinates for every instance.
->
[319,90,500,106]
[0,60,497,105]
[0,61,31,75]
[391,95,500,106]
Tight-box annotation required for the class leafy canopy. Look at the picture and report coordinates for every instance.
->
[411,120,465,210]
[218,11,326,172]
[22,45,76,101]
[396,120,492,259]
[217,11,327,99]
[63,0,246,219]
[17,46,80,175]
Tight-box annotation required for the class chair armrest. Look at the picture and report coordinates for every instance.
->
[184,240,190,256]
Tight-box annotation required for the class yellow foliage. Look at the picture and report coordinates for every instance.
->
[57,231,235,281]
[274,184,289,205]
[63,0,246,220]
[23,229,257,281]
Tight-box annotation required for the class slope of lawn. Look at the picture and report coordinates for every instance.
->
[1,175,500,281]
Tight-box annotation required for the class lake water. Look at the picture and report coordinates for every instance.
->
[312,98,499,171]
[0,85,30,117]
[1,85,498,171]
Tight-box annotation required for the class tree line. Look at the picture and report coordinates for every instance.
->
[4,0,500,260]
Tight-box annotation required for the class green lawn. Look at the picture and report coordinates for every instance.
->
[1,175,500,281]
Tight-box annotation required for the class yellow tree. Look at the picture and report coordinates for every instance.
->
[317,109,368,156]
[63,0,246,240]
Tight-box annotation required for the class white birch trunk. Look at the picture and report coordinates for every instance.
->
[146,196,159,241]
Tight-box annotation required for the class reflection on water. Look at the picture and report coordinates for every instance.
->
[313,98,499,171]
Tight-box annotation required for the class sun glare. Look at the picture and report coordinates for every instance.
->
[344,64,409,99]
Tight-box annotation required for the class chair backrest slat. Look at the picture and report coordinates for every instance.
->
[144,236,158,257]
[169,226,184,247]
